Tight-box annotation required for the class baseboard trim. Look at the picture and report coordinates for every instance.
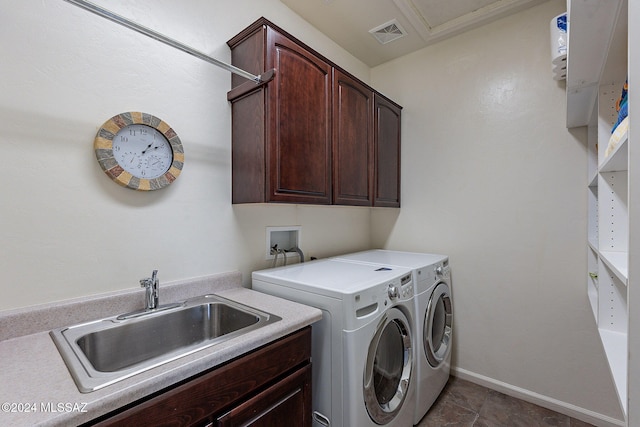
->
[451,367,625,427]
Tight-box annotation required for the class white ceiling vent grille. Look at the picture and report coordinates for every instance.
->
[369,19,408,45]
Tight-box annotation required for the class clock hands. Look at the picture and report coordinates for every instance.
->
[141,145,162,155]
[116,125,170,174]
[140,129,165,154]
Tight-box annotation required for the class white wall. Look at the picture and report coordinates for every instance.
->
[371,0,624,422]
[0,0,372,311]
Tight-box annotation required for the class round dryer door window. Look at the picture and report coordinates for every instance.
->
[424,282,453,367]
[363,308,413,425]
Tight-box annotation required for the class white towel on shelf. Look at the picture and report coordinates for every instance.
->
[605,116,629,158]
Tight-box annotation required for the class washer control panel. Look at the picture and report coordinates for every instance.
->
[349,269,413,330]
[388,273,413,301]
[435,261,451,279]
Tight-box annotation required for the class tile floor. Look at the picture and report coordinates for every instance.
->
[416,376,595,427]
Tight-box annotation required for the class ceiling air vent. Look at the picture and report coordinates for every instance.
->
[369,19,408,45]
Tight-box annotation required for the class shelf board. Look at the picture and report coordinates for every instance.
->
[588,280,598,321]
[567,85,598,128]
[566,0,625,128]
[599,130,628,172]
[599,250,629,284]
[598,328,628,415]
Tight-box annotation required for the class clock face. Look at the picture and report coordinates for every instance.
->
[94,112,184,191]
[112,124,173,179]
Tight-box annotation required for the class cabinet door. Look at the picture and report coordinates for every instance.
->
[88,328,312,427]
[265,28,332,204]
[374,95,401,207]
[216,364,311,427]
[333,69,374,206]
[229,24,268,204]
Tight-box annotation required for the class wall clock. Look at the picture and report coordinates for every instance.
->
[94,112,184,190]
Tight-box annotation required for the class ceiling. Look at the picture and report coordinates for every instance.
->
[280,0,547,67]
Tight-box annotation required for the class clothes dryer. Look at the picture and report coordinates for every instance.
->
[252,259,416,427]
[332,250,453,424]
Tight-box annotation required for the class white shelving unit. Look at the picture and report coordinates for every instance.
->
[566,1,625,127]
[567,0,631,421]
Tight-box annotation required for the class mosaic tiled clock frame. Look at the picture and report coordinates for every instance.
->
[94,112,184,191]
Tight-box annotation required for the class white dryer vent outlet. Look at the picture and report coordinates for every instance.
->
[369,19,407,44]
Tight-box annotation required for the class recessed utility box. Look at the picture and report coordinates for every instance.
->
[266,226,301,260]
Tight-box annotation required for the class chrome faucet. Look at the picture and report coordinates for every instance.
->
[117,270,181,320]
[140,269,159,310]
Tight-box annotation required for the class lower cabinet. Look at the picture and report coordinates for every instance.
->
[216,364,310,426]
[84,327,312,427]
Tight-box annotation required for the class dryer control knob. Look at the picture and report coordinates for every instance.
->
[436,265,451,278]
[388,285,399,300]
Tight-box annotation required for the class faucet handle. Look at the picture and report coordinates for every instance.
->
[140,270,159,288]
[140,270,159,310]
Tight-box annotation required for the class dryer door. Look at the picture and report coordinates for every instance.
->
[363,307,413,425]
[424,281,453,367]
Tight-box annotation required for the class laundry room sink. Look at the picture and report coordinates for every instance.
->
[50,294,281,392]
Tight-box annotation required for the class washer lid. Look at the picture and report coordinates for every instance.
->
[333,249,447,269]
[252,259,411,298]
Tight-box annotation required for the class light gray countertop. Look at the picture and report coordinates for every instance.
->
[0,272,322,426]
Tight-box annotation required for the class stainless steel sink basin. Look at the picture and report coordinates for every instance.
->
[50,294,281,392]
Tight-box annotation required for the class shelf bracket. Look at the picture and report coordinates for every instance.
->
[62,0,272,84]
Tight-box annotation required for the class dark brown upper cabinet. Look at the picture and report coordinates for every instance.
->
[227,17,401,207]
[374,94,402,207]
[333,69,374,206]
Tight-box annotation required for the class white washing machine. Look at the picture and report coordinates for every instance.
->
[252,259,416,427]
[332,250,453,425]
